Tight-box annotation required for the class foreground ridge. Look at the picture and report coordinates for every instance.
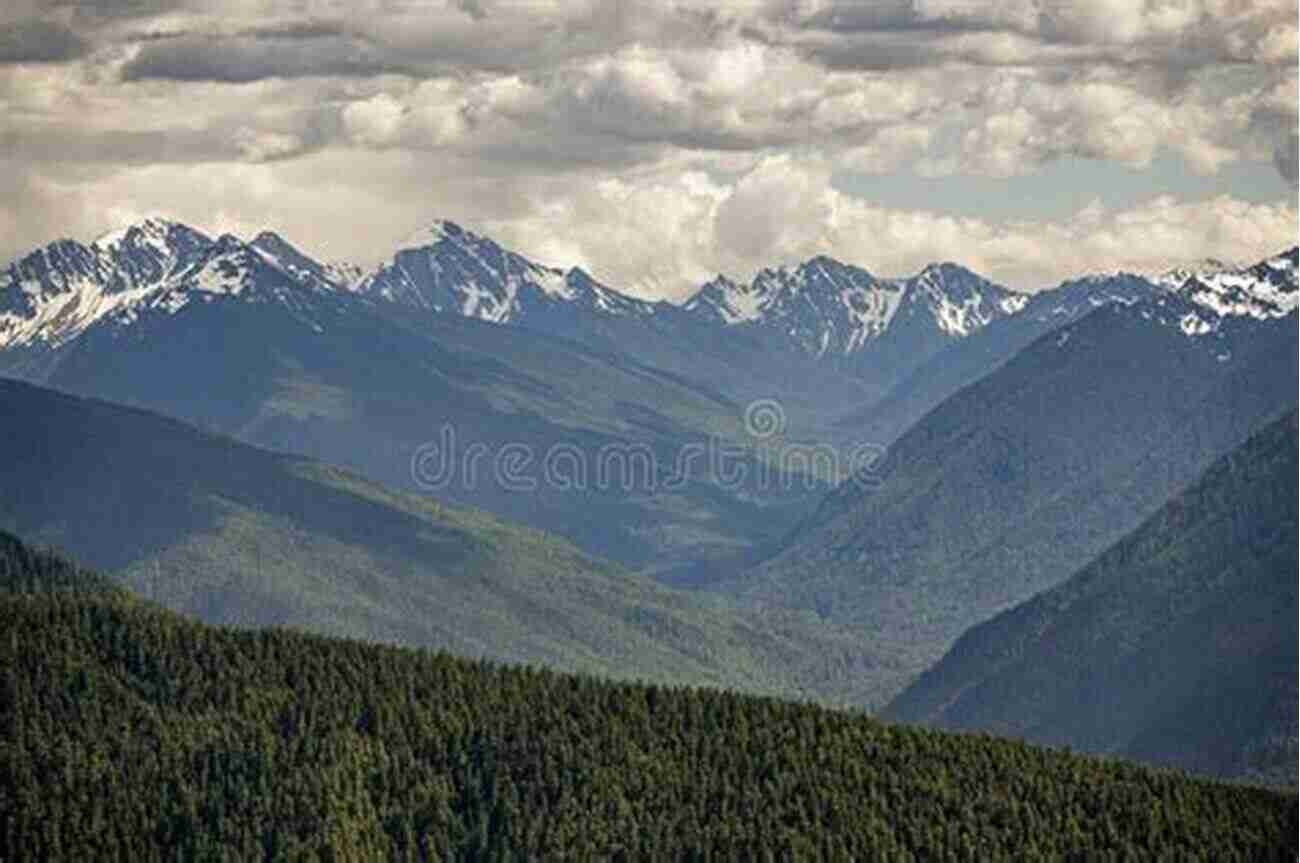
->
[1,530,1295,860]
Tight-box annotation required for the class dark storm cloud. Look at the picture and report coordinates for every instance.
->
[1274,133,1299,184]
[453,0,489,22]
[772,0,1296,75]
[0,18,90,63]
[0,124,288,165]
[121,32,408,82]
[111,2,754,85]
[800,0,1011,35]
[1,97,343,166]
[1245,96,1300,184]
[796,31,959,71]
[234,20,352,41]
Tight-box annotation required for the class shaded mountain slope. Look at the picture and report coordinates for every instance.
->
[0,377,868,700]
[885,411,1299,785]
[720,300,1298,706]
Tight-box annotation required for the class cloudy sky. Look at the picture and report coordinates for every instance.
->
[2,0,1296,296]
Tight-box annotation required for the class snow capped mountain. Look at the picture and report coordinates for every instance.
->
[683,258,893,347]
[891,262,1023,337]
[92,217,213,289]
[1,218,209,350]
[1153,248,1298,324]
[955,251,1296,355]
[679,256,1023,358]
[0,221,346,350]
[248,230,343,291]
[681,274,762,324]
[1037,250,1298,367]
[4,212,1294,381]
[355,220,658,324]
[1012,272,1160,327]
[1138,250,1298,345]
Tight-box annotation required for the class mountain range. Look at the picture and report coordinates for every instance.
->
[5,218,1292,366]
[3,218,1293,574]
[0,217,1026,443]
[1,219,827,574]
[5,217,1291,422]
[722,276,1298,706]
[1,217,1295,780]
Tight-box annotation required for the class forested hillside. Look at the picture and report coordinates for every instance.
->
[0,378,871,702]
[726,301,1297,705]
[886,411,1299,785]
[1,531,1295,860]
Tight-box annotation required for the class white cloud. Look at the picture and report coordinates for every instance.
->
[838,125,933,173]
[951,69,1287,177]
[341,92,406,147]
[0,0,1294,294]
[2,142,1294,298]
[714,154,837,266]
[232,127,304,161]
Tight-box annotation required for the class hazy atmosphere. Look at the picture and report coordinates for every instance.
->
[2,0,1296,293]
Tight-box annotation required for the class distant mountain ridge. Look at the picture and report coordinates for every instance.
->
[837,251,1297,445]
[5,216,1293,378]
[1153,248,1298,320]
[349,222,1035,392]
[683,258,1021,351]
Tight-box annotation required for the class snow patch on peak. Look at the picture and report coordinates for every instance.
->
[1179,312,1213,336]
[907,267,1003,337]
[682,256,1014,353]
[716,283,769,324]
[1000,294,1029,314]
[683,275,770,323]
[400,219,477,250]
[932,291,989,336]
[1155,250,1299,324]
[93,215,173,240]
[325,261,364,290]
[0,226,344,350]
[189,253,251,297]
[1265,248,1297,272]
[250,231,295,259]
[91,216,188,257]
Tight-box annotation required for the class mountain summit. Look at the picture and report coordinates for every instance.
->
[1155,247,1299,323]
[354,220,659,324]
[0,220,345,352]
[679,257,1023,358]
